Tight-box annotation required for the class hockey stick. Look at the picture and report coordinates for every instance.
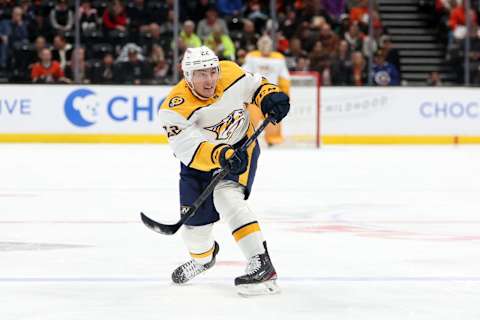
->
[140,116,272,235]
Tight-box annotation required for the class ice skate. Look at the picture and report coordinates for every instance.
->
[235,242,280,296]
[172,241,219,284]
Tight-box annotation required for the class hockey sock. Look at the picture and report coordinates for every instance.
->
[214,180,265,259]
[181,223,216,265]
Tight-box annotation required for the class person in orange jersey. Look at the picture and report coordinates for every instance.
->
[31,48,70,83]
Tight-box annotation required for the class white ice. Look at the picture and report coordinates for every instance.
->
[1,144,479,320]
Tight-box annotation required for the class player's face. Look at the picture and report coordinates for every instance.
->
[192,67,219,98]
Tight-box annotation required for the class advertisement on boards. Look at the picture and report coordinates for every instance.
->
[0,85,171,134]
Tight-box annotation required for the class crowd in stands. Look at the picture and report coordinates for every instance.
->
[425,0,480,83]
[0,0,404,86]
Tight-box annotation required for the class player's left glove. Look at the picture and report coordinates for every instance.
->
[260,92,290,124]
[218,145,248,175]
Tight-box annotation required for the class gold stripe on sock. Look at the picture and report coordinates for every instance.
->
[232,222,261,242]
[190,244,215,259]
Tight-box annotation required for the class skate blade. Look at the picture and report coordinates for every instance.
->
[236,279,281,297]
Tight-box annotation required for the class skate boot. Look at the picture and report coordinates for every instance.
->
[234,241,280,296]
[171,241,219,284]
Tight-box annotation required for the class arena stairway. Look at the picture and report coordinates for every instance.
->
[377,0,456,85]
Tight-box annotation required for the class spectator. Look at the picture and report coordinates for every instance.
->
[332,40,352,85]
[30,3,52,40]
[349,0,370,31]
[468,27,480,84]
[236,19,258,53]
[31,47,69,83]
[323,0,347,20]
[285,37,307,70]
[183,0,211,24]
[116,42,144,62]
[205,23,236,60]
[236,47,247,66]
[280,10,299,40]
[299,0,334,26]
[305,16,327,52]
[433,0,455,43]
[65,47,91,83]
[29,35,47,66]
[103,0,127,32]
[361,33,377,59]
[78,0,99,33]
[0,6,29,69]
[347,51,368,86]
[449,2,478,40]
[372,49,400,86]
[0,1,14,22]
[0,0,391,86]
[117,46,150,84]
[19,0,36,38]
[293,21,309,50]
[245,1,268,33]
[180,20,202,48]
[319,23,339,56]
[336,13,351,36]
[362,16,384,58]
[427,71,443,86]
[150,44,171,84]
[91,52,116,83]
[344,21,364,52]
[197,6,229,41]
[159,9,175,35]
[141,23,170,57]
[127,0,150,36]
[294,54,310,71]
[216,0,244,17]
[379,35,400,74]
[51,34,72,70]
[309,40,331,75]
[276,30,290,54]
[370,9,383,30]
[49,0,74,34]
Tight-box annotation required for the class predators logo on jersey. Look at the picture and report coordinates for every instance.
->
[204,109,246,141]
[169,96,185,108]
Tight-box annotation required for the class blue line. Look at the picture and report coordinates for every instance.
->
[1,276,479,283]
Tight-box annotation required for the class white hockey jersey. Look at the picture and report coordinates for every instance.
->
[158,61,280,178]
[242,51,290,88]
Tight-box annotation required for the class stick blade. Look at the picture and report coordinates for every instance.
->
[140,212,181,235]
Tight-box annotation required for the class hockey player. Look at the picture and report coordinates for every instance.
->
[243,35,291,146]
[158,46,289,296]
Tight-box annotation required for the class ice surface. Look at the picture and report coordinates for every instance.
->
[1,144,479,320]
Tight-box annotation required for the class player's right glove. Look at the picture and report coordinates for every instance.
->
[218,145,248,175]
[260,91,290,124]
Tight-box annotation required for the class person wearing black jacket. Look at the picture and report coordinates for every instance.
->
[51,34,72,70]
[117,48,151,84]
[90,53,117,84]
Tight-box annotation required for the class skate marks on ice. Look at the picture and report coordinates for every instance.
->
[0,241,92,252]
[2,278,479,320]
[271,204,480,241]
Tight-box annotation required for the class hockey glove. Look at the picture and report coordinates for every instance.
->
[260,91,290,124]
[218,145,248,175]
